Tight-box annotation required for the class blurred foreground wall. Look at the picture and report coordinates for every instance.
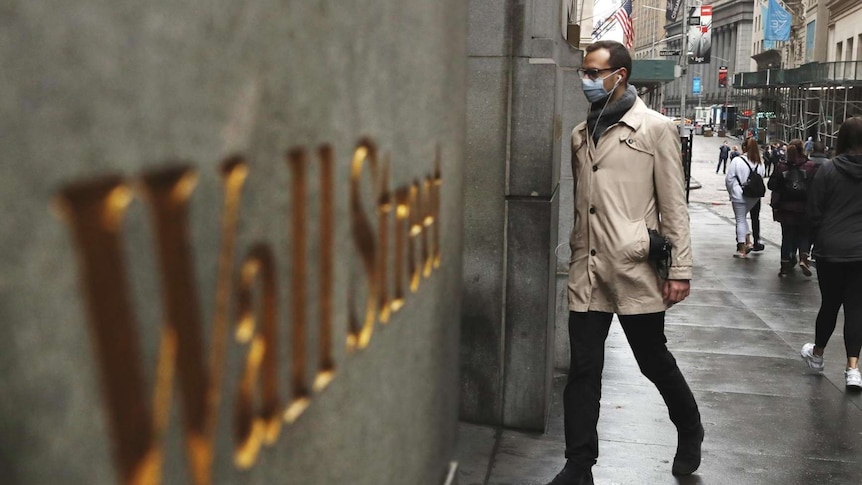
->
[0,2,466,484]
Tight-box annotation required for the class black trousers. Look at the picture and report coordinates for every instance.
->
[815,260,862,359]
[563,311,701,467]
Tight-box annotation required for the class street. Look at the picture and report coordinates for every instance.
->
[688,133,783,264]
[456,132,862,485]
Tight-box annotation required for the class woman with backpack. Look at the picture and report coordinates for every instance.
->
[767,139,819,277]
[801,117,862,390]
[725,138,766,258]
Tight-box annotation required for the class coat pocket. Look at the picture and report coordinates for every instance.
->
[614,219,650,263]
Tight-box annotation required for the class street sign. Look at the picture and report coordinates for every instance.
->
[660,49,682,56]
[692,76,702,95]
[689,16,701,25]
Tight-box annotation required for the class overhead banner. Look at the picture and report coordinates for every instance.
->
[592,0,634,48]
[688,5,712,64]
[693,76,702,95]
[718,66,728,87]
[765,0,791,41]
[666,0,683,22]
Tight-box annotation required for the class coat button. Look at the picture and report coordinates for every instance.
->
[590,249,597,256]
[589,207,596,214]
[592,165,598,172]
[627,139,634,144]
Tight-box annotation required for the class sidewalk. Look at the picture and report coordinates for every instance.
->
[454,135,862,484]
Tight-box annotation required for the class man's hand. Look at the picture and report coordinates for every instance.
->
[663,279,691,307]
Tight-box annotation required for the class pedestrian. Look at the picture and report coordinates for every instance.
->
[729,145,740,161]
[762,144,774,176]
[805,141,830,260]
[804,136,814,156]
[725,137,766,258]
[801,116,862,391]
[809,140,829,167]
[716,140,730,174]
[548,40,702,485]
[767,139,818,277]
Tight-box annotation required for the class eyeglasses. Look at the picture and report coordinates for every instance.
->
[577,67,619,80]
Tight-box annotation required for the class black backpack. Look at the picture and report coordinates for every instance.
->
[736,158,766,198]
[782,164,808,201]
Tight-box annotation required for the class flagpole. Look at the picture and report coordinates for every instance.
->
[679,0,688,134]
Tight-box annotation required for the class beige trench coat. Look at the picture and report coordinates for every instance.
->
[568,98,692,315]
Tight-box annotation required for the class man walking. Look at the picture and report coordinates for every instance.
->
[717,140,730,174]
[547,40,703,485]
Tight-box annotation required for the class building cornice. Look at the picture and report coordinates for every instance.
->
[826,0,862,20]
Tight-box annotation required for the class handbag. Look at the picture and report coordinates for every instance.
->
[648,229,673,280]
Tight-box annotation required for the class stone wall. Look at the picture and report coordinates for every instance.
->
[0,1,466,484]
[462,0,585,431]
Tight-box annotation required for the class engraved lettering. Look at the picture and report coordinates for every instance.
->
[433,148,442,268]
[391,187,409,313]
[55,139,443,484]
[377,158,392,324]
[314,145,336,392]
[284,148,311,422]
[347,140,379,350]
[233,244,281,469]
[407,181,422,293]
[56,178,160,485]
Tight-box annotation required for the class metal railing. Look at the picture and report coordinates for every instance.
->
[733,61,862,88]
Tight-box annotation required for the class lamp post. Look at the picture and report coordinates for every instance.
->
[679,0,689,134]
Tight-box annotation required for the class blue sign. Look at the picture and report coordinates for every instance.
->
[765,0,791,41]
[692,76,702,95]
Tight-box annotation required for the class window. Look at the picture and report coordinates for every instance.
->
[805,21,815,63]
[858,34,862,61]
[848,38,855,62]
[837,41,844,63]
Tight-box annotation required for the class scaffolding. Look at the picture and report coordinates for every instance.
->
[733,61,862,147]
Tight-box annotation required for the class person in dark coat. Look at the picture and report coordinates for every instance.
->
[716,140,730,174]
[768,139,819,277]
[801,116,862,390]
[809,141,830,167]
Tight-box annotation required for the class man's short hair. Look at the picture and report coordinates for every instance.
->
[836,117,862,155]
[585,40,632,84]
[813,141,826,153]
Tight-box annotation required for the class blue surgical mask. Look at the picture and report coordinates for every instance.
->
[582,69,621,103]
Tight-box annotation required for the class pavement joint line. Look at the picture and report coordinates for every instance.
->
[481,426,504,485]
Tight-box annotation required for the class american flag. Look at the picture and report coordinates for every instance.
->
[613,0,634,49]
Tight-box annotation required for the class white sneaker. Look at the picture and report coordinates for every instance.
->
[801,343,824,372]
[846,368,862,390]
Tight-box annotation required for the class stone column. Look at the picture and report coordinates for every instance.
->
[462,0,584,431]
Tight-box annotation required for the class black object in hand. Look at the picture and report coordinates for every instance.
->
[648,229,673,279]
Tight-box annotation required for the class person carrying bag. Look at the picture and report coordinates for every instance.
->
[725,138,766,258]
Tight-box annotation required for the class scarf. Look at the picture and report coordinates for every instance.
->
[587,84,638,143]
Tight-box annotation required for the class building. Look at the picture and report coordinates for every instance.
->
[735,0,862,145]
[633,0,668,60]
[663,0,755,127]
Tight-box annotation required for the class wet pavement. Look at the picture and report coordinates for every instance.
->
[454,134,862,484]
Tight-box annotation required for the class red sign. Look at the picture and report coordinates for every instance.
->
[718,66,728,87]
[742,110,753,117]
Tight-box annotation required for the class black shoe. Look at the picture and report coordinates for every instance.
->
[672,424,704,476]
[546,462,594,485]
[751,243,765,252]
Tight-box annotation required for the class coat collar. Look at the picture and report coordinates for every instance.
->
[577,96,649,140]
